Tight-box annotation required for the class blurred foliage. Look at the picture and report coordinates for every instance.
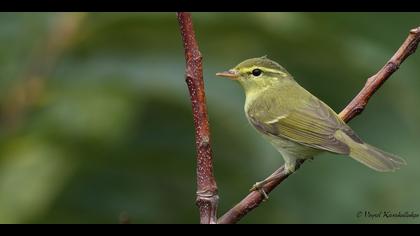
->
[0,13,419,224]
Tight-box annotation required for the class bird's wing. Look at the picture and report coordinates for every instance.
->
[248,93,361,155]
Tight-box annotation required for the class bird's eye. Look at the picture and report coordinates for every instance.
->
[252,69,262,76]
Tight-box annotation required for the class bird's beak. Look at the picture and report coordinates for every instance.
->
[216,70,239,80]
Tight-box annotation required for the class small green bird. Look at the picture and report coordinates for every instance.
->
[216,56,406,193]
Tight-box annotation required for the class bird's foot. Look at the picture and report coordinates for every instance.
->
[284,163,296,175]
[250,182,269,201]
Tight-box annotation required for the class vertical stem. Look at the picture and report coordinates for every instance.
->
[176,12,218,224]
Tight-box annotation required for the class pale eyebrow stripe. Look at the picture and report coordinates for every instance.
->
[244,66,288,77]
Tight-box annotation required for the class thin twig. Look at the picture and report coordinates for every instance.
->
[218,26,420,224]
[339,27,420,121]
[177,12,219,224]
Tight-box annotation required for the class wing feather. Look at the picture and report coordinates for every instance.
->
[247,90,357,155]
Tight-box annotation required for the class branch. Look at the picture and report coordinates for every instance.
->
[218,26,420,224]
[176,12,219,224]
[339,27,420,121]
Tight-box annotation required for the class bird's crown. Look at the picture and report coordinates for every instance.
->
[234,56,288,75]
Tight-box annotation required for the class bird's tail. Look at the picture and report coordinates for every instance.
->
[335,130,406,172]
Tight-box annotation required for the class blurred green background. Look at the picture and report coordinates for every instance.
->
[0,13,419,224]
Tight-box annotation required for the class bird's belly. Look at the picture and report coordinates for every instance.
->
[264,134,319,158]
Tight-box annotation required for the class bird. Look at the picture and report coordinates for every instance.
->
[216,56,406,196]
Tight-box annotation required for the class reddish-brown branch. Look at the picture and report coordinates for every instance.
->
[177,12,218,224]
[218,26,420,224]
[339,27,420,121]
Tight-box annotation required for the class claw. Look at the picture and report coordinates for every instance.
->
[259,189,269,201]
[250,182,269,201]
[249,182,259,192]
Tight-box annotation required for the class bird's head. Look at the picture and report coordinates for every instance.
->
[216,56,292,92]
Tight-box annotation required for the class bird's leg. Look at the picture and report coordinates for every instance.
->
[284,163,295,174]
[250,158,306,199]
[249,167,285,200]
